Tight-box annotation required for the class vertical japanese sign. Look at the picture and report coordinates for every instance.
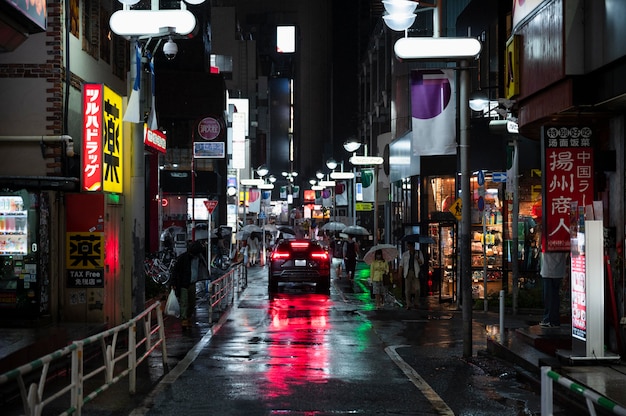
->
[541,125,594,251]
[82,84,103,191]
[81,84,124,193]
[102,86,123,193]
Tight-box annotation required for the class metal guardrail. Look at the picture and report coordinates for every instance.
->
[541,366,626,416]
[0,302,167,416]
[207,262,247,324]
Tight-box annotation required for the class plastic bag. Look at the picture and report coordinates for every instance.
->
[165,288,180,317]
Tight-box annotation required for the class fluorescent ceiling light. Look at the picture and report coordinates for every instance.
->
[394,37,482,61]
[110,10,197,36]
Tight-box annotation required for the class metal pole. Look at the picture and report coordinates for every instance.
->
[352,167,357,226]
[130,37,145,317]
[191,155,195,241]
[512,138,519,314]
[459,59,473,358]
[158,154,163,251]
[483,208,488,311]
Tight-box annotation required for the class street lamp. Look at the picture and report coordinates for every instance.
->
[343,139,361,226]
[255,165,271,265]
[383,12,481,357]
[110,0,204,318]
[281,170,298,226]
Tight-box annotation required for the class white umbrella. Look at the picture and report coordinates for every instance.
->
[343,225,370,236]
[238,224,263,240]
[263,223,279,232]
[321,221,347,232]
[363,244,399,265]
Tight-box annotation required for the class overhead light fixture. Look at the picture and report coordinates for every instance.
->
[256,165,269,177]
[394,37,482,61]
[330,171,355,180]
[110,10,197,36]
[326,158,338,170]
[240,179,265,186]
[343,139,362,153]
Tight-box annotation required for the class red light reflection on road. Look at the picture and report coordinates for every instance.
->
[265,294,331,398]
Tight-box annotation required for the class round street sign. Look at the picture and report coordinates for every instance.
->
[197,117,221,140]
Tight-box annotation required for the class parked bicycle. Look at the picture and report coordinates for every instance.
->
[145,249,177,284]
[211,245,231,270]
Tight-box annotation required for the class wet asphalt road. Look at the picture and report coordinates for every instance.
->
[126,266,546,416]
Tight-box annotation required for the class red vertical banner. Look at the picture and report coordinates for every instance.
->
[541,126,594,251]
[82,84,104,192]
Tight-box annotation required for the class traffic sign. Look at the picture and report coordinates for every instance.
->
[204,199,218,215]
[449,198,462,221]
[477,170,485,186]
[492,172,507,182]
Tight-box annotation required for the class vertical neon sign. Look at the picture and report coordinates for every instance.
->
[82,84,103,191]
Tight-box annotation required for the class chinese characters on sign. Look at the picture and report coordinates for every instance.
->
[66,194,105,288]
[82,84,124,193]
[66,232,105,288]
[102,86,123,193]
[542,126,594,252]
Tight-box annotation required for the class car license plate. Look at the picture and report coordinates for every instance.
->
[295,259,307,267]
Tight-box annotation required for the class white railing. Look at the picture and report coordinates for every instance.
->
[0,302,167,416]
[207,262,246,324]
[541,366,626,416]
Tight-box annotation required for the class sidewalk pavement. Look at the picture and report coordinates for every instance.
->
[1,261,625,414]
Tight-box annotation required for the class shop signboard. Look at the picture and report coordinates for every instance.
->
[82,84,124,194]
[541,125,594,252]
[65,194,105,288]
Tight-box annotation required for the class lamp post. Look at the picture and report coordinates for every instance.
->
[344,141,383,244]
[110,0,204,318]
[330,161,356,225]
[325,158,338,221]
[343,139,362,226]
[255,165,272,265]
[383,6,481,358]
[282,170,298,226]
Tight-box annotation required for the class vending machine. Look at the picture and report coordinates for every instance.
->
[0,191,41,319]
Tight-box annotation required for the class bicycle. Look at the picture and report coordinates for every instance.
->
[145,249,177,284]
[211,246,231,270]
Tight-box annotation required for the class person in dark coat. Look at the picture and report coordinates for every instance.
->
[171,241,203,328]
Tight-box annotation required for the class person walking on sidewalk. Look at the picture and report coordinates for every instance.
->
[330,234,344,278]
[540,250,569,327]
[370,250,389,309]
[399,242,424,309]
[171,241,204,328]
[343,235,359,282]
[247,233,260,266]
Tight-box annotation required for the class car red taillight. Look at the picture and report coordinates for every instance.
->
[271,251,291,260]
[310,251,329,261]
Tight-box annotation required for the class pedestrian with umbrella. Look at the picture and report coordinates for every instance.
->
[343,235,359,282]
[369,250,389,309]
